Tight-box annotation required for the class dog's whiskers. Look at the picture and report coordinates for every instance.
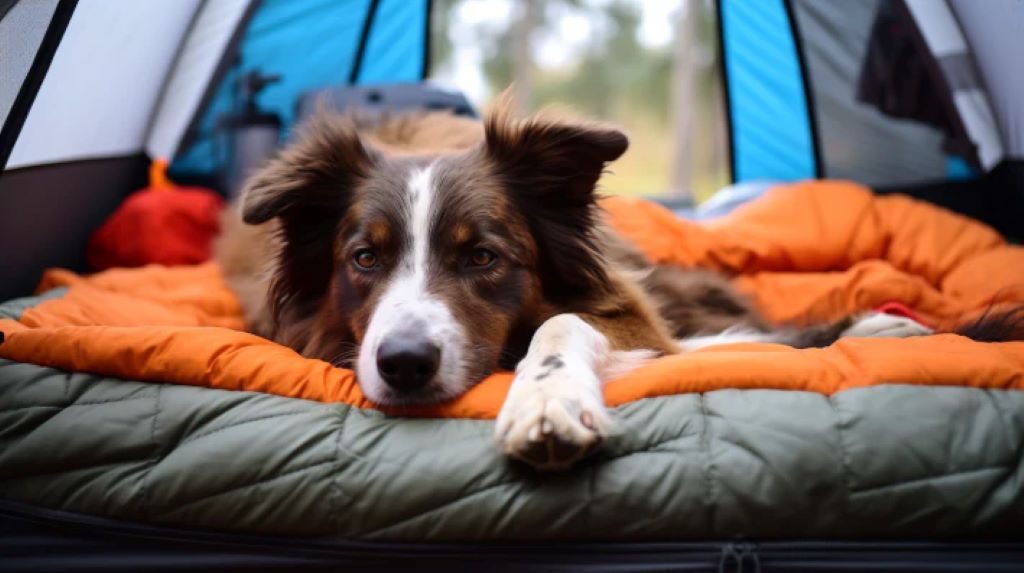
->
[326,342,360,368]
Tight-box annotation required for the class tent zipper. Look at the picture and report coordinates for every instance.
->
[718,541,760,573]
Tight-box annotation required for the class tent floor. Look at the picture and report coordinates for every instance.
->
[2,500,1023,573]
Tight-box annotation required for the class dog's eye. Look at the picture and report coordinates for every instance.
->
[467,248,497,268]
[353,249,378,270]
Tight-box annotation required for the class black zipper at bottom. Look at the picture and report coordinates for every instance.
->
[2,500,1023,572]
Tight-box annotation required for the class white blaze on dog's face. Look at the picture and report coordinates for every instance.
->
[238,109,628,405]
[354,164,468,404]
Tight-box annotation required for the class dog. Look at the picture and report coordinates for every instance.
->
[217,100,971,471]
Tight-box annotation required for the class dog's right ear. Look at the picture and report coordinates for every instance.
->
[240,113,377,225]
[239,113,378,329]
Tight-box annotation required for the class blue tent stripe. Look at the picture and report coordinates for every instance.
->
[721,0,816,182]
[355,0,428,84]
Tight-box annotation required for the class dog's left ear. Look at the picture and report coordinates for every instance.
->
[482,108,628,206]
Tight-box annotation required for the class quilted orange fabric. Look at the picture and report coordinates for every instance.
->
[2,180,1023,418]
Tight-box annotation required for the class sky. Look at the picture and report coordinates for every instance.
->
[433,0,684,105]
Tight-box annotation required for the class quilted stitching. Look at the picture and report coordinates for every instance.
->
[698,392,718,532]
[157,459,337,515]
[140,384,161,519]
[826,394,855,519]
[2,359,1023,540]
[850,465,1013,497]
[0,394,151,414]
[179,410,311,445]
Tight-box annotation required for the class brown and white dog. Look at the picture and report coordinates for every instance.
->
[216,101,935,470]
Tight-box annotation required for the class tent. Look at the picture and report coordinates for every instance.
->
[716,0,1023,239]
[2,1,1024,568]
[3,0,1022,302]
[0,0,430,301]
[4,0,1022,302]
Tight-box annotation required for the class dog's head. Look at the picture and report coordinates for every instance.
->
[241,106,627,404]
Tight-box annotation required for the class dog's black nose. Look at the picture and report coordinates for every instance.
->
[376,336,440,392]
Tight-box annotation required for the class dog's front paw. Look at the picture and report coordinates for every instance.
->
[495,359,610,471]
[842,312,933,338]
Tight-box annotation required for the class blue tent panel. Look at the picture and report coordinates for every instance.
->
[720,0,816,183]
[171,0,428,178]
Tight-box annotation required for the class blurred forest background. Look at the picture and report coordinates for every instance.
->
[430,0,728,202]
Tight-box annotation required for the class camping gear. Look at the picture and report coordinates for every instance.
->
[4,181,1024,413]
[86,160,223,271]
[219,70,282,198]
[295,83,479,124]
[2,346,1022,540]
[2,183,1024,572]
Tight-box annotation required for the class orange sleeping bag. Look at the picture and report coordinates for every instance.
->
[2,180,1023,419]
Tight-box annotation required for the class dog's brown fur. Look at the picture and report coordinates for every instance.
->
[216,104,788,390]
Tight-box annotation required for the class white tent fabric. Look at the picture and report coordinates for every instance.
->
[791,0,949,187]
[0,0,58,129]
[904,0,1004,170]
[950,0,1024,160]
[7,0,201,168]
[906,0,966,55]
[145,0,252,161]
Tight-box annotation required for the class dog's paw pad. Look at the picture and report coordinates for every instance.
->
[513,429,602,469]
[495,375,609,471]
